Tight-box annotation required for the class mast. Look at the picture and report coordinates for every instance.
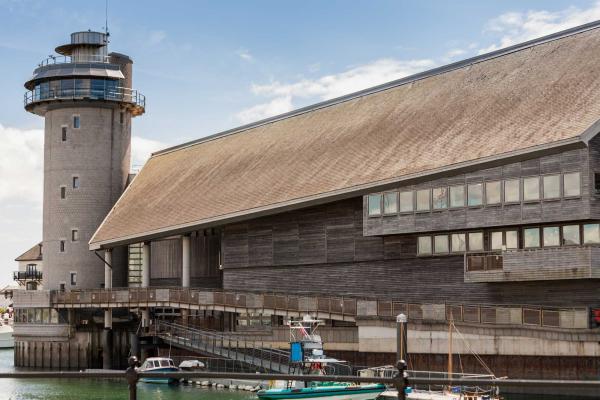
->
[448,312,453,387]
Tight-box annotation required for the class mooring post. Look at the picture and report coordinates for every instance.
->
[125,356,139,400]
[395,359,408,400]
[396,313,407,362]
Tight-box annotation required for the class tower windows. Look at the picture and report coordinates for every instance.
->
[61,126,67,142]
[73,115,80,129]
[59,240,65,253]
[70,272,77,286]
[60,186,66,199]
[72,176,79,189]
[71,229,79,242]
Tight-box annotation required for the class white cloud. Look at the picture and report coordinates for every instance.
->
[479,2,600,54]
[236,49,254,62]
[442,48,467,63]
[236,58,435,124]
[148,30,167,46]
[131,136,169,170]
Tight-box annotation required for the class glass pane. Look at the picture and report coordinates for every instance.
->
[485,181,501,205]
[418,236,432,254]
[451,233,466,252]
[399,191,414,212]
[491,231,503,250]
[563,172,581,197]
[562,225,580,245]
[467,183,483,206]
[35,309,42,324]
[505,231,518,249]
[543,175,560,199]
[468,232,484,251]
[543,226,560,247]
[434,235,449,253]
[42,308,49,324]
[583,223,600,244]
[524,228,540,248]
[449,185,465,208]
[50,309,59,324]
[383,192,398,214]
[368,194,381,216]
[504,179,520,203]
[416,189,430,211]
[523,177,540,201]
[432,187,448,209]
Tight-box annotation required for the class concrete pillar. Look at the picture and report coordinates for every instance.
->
[141,243,150,288]
[129,332,140,359]
[104,310,113,329]
[141,309,150,328]
[104,249,112,289]
[102,328,113,369]
[182,235,191,288]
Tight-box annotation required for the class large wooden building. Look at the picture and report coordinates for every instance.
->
[14,22,600,378]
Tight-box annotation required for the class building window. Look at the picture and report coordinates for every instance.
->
[491,231,503,250]
[562,225,581,245]
[61,126,67,142]
[595,173,600,195]
[505,230,518,249]
[416,189,431,211]
[449,185,465,208]
[120,111,125,124]
[72,176,80,189]
[523,177,540,201]
[485,181,501,205]
[467,183,483,207]
[367,194,381,216]
[70,272,77,286]
[504,179,520,203]
[60,186,66,199]
[432,187,448,210]
[383,192,398,214]
[59,282,66,292]
[417,236,432,255]
[399,191,414,212]
[73,115,80,129]
[468,232,484,251]
[434,235,449,253]
[524,228,541,248]
[451,233,466,252]
[543,226,560,247]
[583,223,600,244]
[563,172,581,197]
[71,229,79,242]
[59,240,65,252]
[542,175,560,199]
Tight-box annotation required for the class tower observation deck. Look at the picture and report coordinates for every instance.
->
[24,31,145,290]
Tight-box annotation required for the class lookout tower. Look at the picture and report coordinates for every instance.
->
[24,31,145,290]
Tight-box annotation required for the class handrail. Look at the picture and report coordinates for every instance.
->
[24,87,145,109]
[13,270,43,280]
[37,54,111,67]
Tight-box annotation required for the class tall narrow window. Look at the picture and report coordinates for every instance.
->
[449,185,465,208]
[504,179,520,203]
[524,228,541,248]
[505,230,518,249]
[72,176,79,189]
[59,282,66,292]
[467,183,483,206]
[451,233,466,252]
[543,226,560,247]
[70,272,77,286]
[434,235,449,253]
[367,194,382,216]
[523,177,540,201]
[563,172,581,197]
[73,115,80,129]
[71,229,79,242]
[417,236,432,255]
[485,181,501,205]
[399,191,414,212]
[61,126,67,142]
[60,186,66,199]
[416,189,431,211]
[491,231,503,250]
[59,240,65,253]
[120,111,125,124]
[562,225,580,245]
[543,175,560,199]
[468,232,484,251]
[383,192,398,214]
[432,187,448,210]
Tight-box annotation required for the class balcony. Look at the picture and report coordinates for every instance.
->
[13,270,43,284]
[465,247,600,282]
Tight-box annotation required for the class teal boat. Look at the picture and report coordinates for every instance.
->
[257,383,387,400]
[138,357,180,384]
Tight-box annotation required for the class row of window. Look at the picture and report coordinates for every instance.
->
[14,308,66,324]
[368,172,581,216]
[33,78,120,102]
[58,230,80,252]
[60,177,80,199]
[417,223,600,255]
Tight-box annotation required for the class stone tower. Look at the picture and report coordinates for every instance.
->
[24,31,145,290]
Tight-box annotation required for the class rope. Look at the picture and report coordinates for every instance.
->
[451,323,495,377]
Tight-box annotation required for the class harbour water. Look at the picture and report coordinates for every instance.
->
[0,349,590,399]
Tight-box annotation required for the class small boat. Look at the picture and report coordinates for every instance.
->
[138,357,180,384]
[258,383,387,400]
[179,359,205,370]
[0,320,14,349]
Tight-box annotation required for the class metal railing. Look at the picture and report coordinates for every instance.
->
[24,87,145,109]
[465,252,503,272]
[13,270,42,281]
[37,54,110,67]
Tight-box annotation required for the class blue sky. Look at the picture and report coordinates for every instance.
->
[1,0,600,286]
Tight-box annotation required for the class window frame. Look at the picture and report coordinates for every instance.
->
[449,185,465,208]
[70,272,77,286]
[60,186,66,200]
[467,182,483,207]
[562,171,581,198]
[522,176,541,202]
[561,224,581,246]
[71,229,79,242]
[433,234,449,254]
[542,174,561,200]
[490,230,504,251]
[61,125,67,142]
[523,227,541,248]
[450,233,466,253]
[399,191,414,213]
[72,176,80,190]
[415,189,431,212]
[432,187,448,210]
[583,223,600,245]
[72,114,81,129]
[542,226,561,248]
[417,236,432,255]
[503,178,521,204]
[485,180,502,206]
[382,191,398,215]
[467,231,484,252]
[59,240,66,253]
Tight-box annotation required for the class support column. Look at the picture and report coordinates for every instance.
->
[141,242,150,288]
[129,332,140,360]
[182,235,190,288]
[104,249,112,289]
[102,328,113,370]
[141,309,150,328]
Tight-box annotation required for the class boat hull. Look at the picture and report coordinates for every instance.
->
[258,384,386,400]
[139,367,179,384]
[0,326,14,349]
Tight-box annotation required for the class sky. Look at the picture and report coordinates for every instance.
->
[1,0,600,287]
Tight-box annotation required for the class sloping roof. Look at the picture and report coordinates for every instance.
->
[91,22,600,249]
[15,242,42,262]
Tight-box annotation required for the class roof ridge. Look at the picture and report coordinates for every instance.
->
[151,20,600,157]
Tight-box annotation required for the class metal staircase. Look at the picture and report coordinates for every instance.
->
[154,321,292,373]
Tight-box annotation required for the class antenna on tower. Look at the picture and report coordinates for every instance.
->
[104,0,110,38]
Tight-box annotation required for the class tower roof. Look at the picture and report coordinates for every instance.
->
[15,242,42,262]
[55,31,108,55]
[91,21,600,249]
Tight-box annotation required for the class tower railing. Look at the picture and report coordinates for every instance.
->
[24,87,145,109]
[37,54,111,67]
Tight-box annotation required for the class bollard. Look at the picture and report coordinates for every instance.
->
[125,356,140,400]
[395,360,408,400]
